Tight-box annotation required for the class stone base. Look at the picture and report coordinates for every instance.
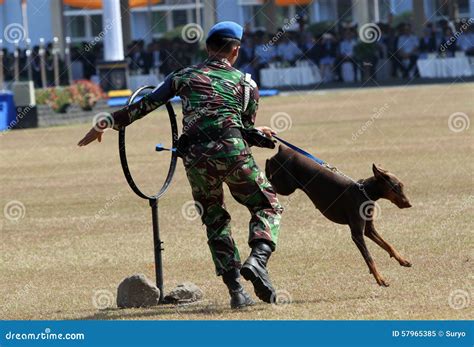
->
[163,282,203,304]
[116,274,160,308]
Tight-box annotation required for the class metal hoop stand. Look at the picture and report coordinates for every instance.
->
[118,86,179,303]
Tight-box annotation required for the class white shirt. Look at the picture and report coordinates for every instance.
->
[339,39,356,57]
[457,33,474,51]
[153,51,161,67]
[276,41,302,61]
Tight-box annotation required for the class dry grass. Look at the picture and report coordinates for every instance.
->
[0,83,472,320]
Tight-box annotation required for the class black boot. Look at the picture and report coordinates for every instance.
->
[240,242,276,303]
[222,269,255,309]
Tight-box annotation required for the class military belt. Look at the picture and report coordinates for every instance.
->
[186,127,243,144]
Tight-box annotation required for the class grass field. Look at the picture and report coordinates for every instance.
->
[0,83,472,320]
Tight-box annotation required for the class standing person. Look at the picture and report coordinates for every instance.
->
[78,22,283,310]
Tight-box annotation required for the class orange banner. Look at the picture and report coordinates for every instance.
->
[64,0,160,9]
[275,0,312,5]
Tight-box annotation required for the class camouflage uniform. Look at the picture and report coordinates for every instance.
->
[112,57,283,275]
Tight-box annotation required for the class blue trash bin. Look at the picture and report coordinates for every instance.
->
[0,92,17,131]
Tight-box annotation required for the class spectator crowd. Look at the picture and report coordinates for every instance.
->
[2,17,473,88]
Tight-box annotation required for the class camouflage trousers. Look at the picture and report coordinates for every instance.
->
[183,154,283,276]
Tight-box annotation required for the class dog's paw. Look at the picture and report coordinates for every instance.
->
[376,278,390,287]
[398,259,412,267]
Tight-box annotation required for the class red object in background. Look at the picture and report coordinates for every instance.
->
[275,0,312,5]
[63,0,160,9]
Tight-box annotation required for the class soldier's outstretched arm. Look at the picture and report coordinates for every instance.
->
[77,74,176,147]
[110,74,176,129]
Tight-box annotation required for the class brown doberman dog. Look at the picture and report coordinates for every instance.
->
[265,145,412,287]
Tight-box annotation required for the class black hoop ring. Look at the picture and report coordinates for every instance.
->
[118,85,179,200]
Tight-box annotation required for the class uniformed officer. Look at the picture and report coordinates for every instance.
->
[78,21,283,309]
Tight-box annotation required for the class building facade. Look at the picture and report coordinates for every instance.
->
[0,0,473,51]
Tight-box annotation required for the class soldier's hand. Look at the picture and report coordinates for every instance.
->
[78,115,113,146]
[77,127,104,146]
[256,126,276,138]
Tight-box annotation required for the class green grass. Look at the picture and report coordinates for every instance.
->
[0,83,472,320]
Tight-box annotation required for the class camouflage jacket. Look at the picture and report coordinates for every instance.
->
[111,57,259,158]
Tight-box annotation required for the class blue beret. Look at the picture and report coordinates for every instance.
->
[206,21,243,42]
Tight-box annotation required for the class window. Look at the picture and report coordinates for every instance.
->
[434,0,470,18]
[66,15,86,39]
[379,0,393,22]
[64,12,103,43]
[252,5,266,28]
[275,6,291,27]
[152,11,168,34]
[90,15,103,37]
[337,0,353,22]
[172,10,188,27]
[458,0,470,16]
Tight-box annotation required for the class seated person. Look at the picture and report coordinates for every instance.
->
[335,29,358,81]
[318,33,338,82]
[438,27,457,57]
[253,33,277,85]
[305,34,322,66]
[418,23,438,59]
[254,34,277,67]
[456,25,474,56]
[276,34,302,66]
[396,23,419,78]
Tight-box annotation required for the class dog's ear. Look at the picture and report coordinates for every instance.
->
[278,145,284,153]
[372,163,388,178]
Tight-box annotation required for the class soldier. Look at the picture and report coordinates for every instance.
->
[78,21,283,309]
